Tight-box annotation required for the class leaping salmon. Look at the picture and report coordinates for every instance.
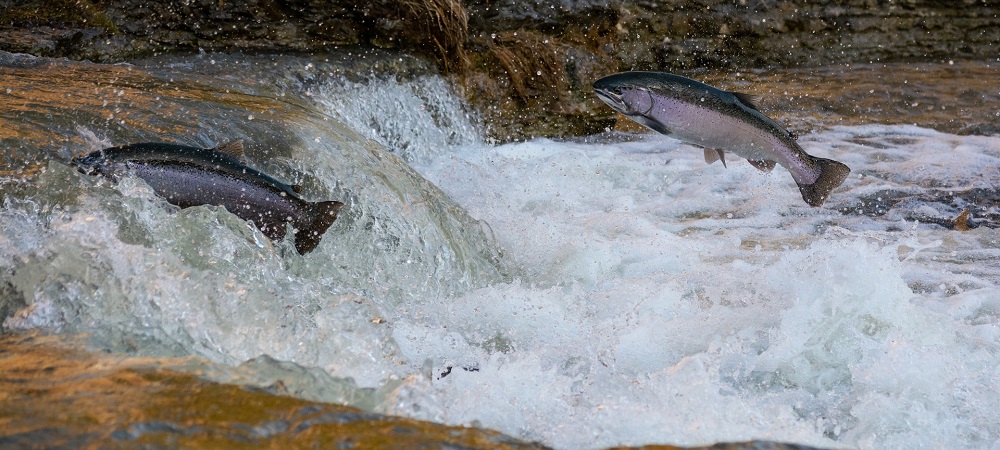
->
[72,140,342,254]
[593,71,850,207]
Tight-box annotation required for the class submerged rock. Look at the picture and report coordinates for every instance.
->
[0,331,549,449]
[0,331,831,450]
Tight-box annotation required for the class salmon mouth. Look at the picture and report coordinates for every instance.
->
[594,87,628,115]
[70,151,104,175]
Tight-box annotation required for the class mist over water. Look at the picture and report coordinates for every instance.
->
[2,52,1000,448]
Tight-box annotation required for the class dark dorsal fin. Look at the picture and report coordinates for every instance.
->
[731,92,760,111]
[215,139,246,160]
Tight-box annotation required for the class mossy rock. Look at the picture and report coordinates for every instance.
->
[1,0,119,33]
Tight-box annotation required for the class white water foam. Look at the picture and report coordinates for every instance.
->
[395,125,1000,448]
[317,75,485,163]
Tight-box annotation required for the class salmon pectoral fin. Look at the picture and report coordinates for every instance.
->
[294,200,344,254]
[703,148,727,167]
[796,157,851,207]
[747,159,776,172]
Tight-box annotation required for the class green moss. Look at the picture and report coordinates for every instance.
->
[1,0,118,33]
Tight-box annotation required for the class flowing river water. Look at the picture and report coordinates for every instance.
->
[2,51,999,448]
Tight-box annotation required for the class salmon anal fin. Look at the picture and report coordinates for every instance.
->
[747,159,776,172]
[704,148,727,168]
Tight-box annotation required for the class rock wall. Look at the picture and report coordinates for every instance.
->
[0,0,468,68]
[2,0,999,139]
[459,0,1000,138]
[461,0,619,139]
[617,0,1000,70]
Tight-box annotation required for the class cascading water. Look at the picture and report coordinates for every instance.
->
[1,51,506,390]
[2,51,1000,449]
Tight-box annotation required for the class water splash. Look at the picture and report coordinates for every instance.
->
[1,53,506,389]
[318,74,485,163]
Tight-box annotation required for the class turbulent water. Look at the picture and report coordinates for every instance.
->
[2,51,1000,449]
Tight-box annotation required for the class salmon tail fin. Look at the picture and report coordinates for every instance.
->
[294,200,344,254]
[796,157,851,207]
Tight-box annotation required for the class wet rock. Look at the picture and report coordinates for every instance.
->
[0,0,462,66]
[0,0,620,139]
[617,0,1000,71]
[0,331,836,450]
[842,187,1000,230]
[0,279,26,326]
[0,331,549,449]
[1,1,999,140]
[466,0,618,32]
[696,61,1000,138]
[462,0,620,139]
